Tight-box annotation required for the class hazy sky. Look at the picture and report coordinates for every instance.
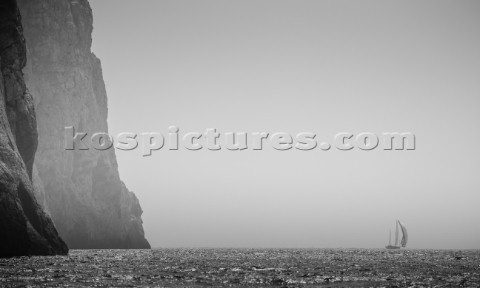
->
[89,0,480,249]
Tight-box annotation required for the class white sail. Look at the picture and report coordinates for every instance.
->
[386,220,408,249]
[398,221,408,247]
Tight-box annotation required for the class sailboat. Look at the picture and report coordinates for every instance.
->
[385,220,408,249]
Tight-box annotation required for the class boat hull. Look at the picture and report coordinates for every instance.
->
[385,245,401,250]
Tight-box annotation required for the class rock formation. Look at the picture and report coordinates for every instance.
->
[16,0,150,249]
[0,0,68,257]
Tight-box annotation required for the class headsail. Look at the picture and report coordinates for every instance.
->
[398,221,408,247]
[394,221,399,246]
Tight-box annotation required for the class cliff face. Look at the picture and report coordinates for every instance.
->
[17,0,150,249]
[0,0,68,257]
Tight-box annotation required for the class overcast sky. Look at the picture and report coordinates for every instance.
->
[89,0,480,249]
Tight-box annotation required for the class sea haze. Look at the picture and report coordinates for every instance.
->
[90,0,480,249]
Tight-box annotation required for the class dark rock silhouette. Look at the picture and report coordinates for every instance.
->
[17,0,150,249]
[0,0,68,257]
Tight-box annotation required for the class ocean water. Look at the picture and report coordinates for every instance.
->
[0,248,479,287]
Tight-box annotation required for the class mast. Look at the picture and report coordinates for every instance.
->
[389,229,392,245]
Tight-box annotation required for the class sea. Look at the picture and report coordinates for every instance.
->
[0,248,479,287]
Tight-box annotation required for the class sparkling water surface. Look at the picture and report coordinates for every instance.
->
[1,248,479,287]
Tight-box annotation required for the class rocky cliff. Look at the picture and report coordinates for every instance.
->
[17,0,150,249]
[0,0,68,257]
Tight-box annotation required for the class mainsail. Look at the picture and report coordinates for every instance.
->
[398,221,408,247]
